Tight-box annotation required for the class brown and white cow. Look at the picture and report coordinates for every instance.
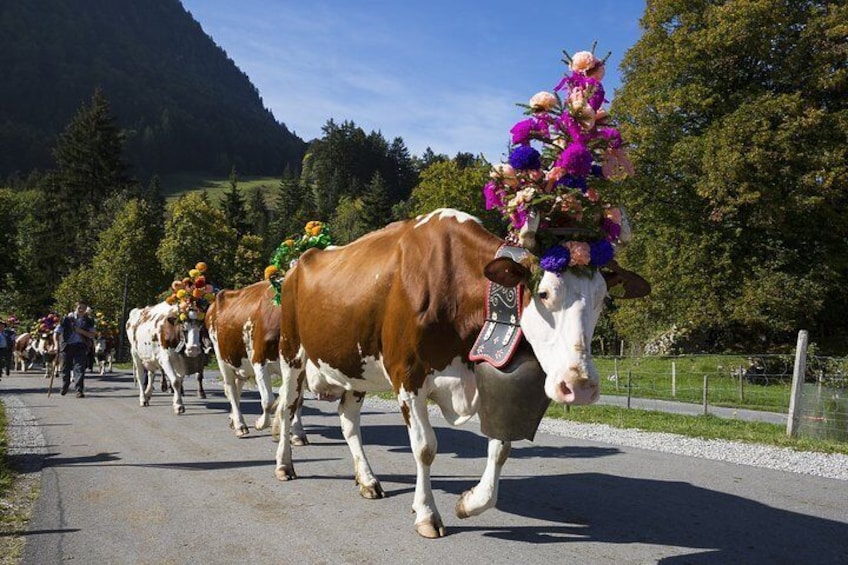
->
[94,335,115,375]
[126,301,206,414]
[13,332,36,371]
[273,209,648,538]
[206,280,306,442]
[33,332,60,380]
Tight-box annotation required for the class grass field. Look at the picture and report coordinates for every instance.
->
[593,354,793,412]
[158,172,279,204]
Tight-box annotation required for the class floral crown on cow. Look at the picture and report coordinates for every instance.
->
[164,262,217,321]
[34,313,60,335]
[265,221,334,305]
[483,44,634,275]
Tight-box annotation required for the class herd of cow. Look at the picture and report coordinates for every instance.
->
[122,210,649,538]
[11,331,114,380]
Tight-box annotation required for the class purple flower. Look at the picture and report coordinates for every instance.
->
[540,245,571,273]
[556,142,593,177]
[510,206,528,229]
[509,118,547,145]
[603,218,621,240]
[596,127,623,148]
[557,113,584,143]
[589,240,614,267]
[587,80,606,110]
[555,174,587,192]
[482,181,503,210]
[509,145,541,171]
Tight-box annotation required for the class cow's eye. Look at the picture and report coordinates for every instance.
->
[537,291,549,300]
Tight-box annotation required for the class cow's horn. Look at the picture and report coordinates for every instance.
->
[518,209,540,251]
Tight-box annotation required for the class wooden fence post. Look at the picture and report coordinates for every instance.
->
[626,369,632,409]
[703,374,709,415]
[738,365,744,402]
[786,330,808,438]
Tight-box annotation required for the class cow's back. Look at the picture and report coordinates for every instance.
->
[207,280,280,366]
[281,211,501,391]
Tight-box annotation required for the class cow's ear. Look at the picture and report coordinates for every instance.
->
[166,317,178,326]
[484,257,530,288]
[603,260,651,299]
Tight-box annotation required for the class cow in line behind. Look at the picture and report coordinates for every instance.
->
[273,210,648,538]
[126,302,206,414]
[13,333,36,372]
[94,335,115,375]
[206,280,306,442]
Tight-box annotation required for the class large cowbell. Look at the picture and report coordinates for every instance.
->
[474,340,551,442]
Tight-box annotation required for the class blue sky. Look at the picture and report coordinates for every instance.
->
[179,1,646,163]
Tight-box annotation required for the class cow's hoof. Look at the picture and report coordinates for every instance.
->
[415,519,446,539]
[141,400,149,407]
[198,391,207,399]
[175,405,185,415]
[357,481,385,500]
[455,495,470,519]
[236,425,249,437]
[290,434,309,447]
[275,465,296,481]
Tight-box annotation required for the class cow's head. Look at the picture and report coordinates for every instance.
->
[94,337,106,355]
[167,308,204,358]
[485,256,648,406]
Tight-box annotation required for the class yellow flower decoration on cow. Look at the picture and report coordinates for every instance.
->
[94,311,119,338]
[266,222,333,304]
[164,261,217,321]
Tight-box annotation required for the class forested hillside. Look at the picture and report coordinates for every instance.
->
[0,0,305,178]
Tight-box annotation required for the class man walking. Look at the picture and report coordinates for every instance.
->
[0,319,14,379]
[56,302,96,397]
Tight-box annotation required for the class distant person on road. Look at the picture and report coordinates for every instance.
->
[56,302,96,397]
[0,319,14,378]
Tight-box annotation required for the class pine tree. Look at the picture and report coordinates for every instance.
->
[245,186,270,241]
[219,165,249,238]
[360,172,391,231]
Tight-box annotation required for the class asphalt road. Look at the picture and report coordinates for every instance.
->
[2,369,847,564]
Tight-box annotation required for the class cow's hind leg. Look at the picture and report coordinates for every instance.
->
[455,438,511,519]
[221,365,249,436]
[339,391,382,499]
[401,391,445,538]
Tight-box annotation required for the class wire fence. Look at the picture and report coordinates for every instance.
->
[595,351,848,441]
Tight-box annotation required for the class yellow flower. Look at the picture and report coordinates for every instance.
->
[195,262,207,272]
[284,239,295,248]
[176,289,187,299]
[264,265,279,280]
[179,313,187,321]
[189,269,200,278]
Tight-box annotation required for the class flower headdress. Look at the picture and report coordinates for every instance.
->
[265,221,334,304]
[484,44,635,275]
[163,262,217,321]
[34,313,61,335]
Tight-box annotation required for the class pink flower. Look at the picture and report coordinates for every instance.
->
[529,91,557,112]
[491,163,518,187]
[545,166,566,184]
[564,241,591,266]
[570,51,601,74]
[604,207,622,224]
[602,148,635,181]
[483,181,503,210]
[586,187,599,202]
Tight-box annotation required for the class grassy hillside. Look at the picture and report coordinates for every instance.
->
[159,172,280,204]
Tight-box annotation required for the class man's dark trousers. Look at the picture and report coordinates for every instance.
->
[62,342,89,394]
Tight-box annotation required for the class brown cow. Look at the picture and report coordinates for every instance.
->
[206,281,305,441]
[273,209,648,538]
[13,332,36,371]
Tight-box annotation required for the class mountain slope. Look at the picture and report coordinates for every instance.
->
[0,0,305,178]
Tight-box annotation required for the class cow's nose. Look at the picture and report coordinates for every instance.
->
[184,345,202,357]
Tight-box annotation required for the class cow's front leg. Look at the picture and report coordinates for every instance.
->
[455,438,511,519]
[401,391,445,538]
[339,391,382,499]
[274,365,302,481]
[196,371,206,399]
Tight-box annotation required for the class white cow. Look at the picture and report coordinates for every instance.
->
[126,302,205,414]
[94,336,115,375]
[32,332,60,380]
